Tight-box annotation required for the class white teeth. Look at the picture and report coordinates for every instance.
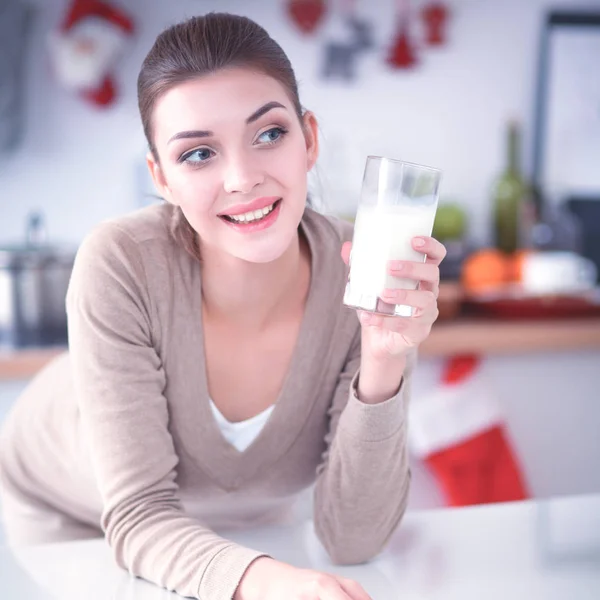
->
[228,202,275,223]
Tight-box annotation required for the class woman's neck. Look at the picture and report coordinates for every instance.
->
[199,232,311,330]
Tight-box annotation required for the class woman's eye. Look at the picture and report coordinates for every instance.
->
[257,127,287,144]
[181,148,214,164]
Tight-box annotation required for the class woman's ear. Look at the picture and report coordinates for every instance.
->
[146,151,176,204]
[302,111,319,171]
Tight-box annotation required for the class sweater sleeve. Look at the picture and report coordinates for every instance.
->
[66,224,267,600]
[313,327,413,565]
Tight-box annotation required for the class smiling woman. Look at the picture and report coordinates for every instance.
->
[137,16,314,265]
[0,12,445,600]
[144,65,316,266]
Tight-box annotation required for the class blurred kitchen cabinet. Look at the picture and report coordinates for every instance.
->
[0,0,33,154]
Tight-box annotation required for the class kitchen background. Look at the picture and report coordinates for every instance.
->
[1,0,600,542]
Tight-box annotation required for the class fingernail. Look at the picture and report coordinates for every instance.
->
[413,237,426,248]
[390,261,404,270]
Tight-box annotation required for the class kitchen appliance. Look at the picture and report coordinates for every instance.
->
[530,9,600,284]
[566,197,600,285]
[0,212,76,348]
[532,9,600,273]
[532,10,600,197]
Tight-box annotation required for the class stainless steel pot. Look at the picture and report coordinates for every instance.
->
[0,213,75,348]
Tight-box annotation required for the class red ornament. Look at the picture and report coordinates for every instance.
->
[287,0,327,35]
[422,1,450,46]
[49,0,134,107]
[387,21,418,69]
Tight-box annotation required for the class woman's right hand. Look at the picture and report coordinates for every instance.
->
[234,557,372,600]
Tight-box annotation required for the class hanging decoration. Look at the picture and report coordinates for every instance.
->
[48,0,134,108]
[286,0,327,35]
[321,0,373,81]
[422,1,450,46]
[409,354,530,507]
[387,0,418,69]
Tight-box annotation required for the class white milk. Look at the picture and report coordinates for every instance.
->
[344,202,437,313]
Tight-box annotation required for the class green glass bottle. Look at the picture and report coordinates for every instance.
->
[492,121,526,254]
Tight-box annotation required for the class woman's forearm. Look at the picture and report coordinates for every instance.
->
[357,350,407,404]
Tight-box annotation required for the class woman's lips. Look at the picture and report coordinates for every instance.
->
[218,196,280,217]
[219,198,282,233]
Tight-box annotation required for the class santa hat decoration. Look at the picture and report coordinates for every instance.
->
[409,354,529,507]
[49,0,134,107]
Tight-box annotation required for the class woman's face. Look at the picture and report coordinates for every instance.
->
[148,67,319,264]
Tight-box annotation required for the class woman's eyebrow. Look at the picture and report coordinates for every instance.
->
[168,101,288,144]
[246,101,287,124]
[168,129,212,144]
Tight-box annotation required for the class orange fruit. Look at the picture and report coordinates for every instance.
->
[461,248,510,293]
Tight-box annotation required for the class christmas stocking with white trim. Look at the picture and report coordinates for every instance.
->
[410,354,529,506]
[48,0,134,107]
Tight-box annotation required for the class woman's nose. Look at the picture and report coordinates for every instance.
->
[222,154,264,195]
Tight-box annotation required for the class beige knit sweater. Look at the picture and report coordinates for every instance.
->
[0,204,412,600]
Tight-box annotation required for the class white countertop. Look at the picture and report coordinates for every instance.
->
[1,493,599,600]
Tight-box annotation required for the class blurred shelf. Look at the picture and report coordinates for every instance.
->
[1,317,600,380]
[421,317,600,358]
[0,346,65,381]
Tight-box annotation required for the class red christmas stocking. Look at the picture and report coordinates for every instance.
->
[49,0,134,107]
[410,354,529,506]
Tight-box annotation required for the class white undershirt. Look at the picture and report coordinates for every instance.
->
[208,399,275,452]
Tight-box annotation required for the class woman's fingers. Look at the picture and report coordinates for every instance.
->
[359,291,439,329]
[388,260,440,297]
[317,577,355,600]
[388,260,439,286]
[343,237,446,270]
[334,576,373,600]
[359,308,437,335]
[412,236,447,265]
[379,288,437,312]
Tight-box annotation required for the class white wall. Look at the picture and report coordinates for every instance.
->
[1,0,598,246]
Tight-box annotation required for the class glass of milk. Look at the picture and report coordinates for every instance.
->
[343,156,442,317]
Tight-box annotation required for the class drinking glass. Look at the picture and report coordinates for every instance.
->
[343,156,442,317]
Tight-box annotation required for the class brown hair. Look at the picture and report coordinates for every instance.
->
[137,12,305,259]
